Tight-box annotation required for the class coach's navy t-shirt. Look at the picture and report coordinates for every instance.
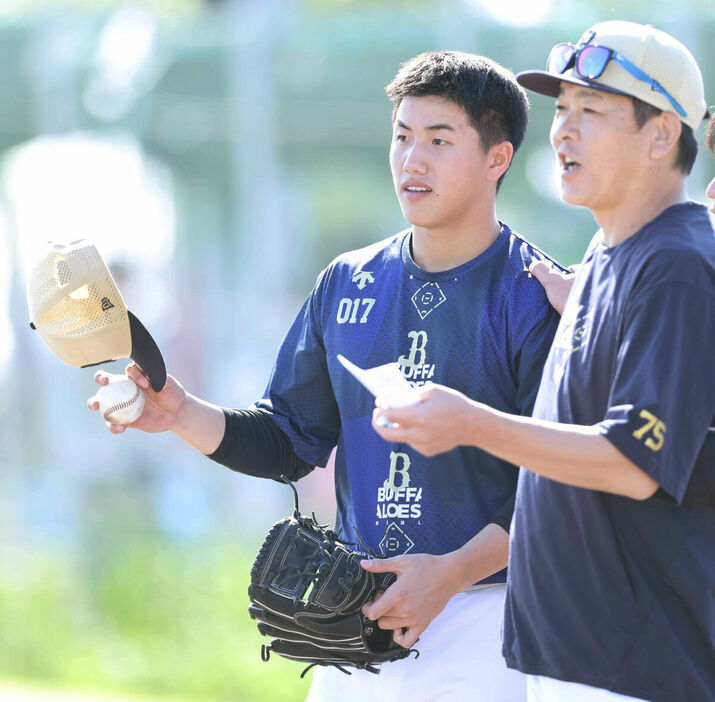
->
[503,202,715,702]
[256,225,560,580]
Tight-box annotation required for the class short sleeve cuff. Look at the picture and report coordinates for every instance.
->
[598,416,689,503]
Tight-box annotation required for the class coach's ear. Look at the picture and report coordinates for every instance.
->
[648,111,682,164]
[529,261,575,315]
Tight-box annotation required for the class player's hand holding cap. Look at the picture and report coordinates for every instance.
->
[26,239,166,391]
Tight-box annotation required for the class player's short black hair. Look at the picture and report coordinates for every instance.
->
[385,51,530,189]
[632,98,697,175]
[706,114,715,155]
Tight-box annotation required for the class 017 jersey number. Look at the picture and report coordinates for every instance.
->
[336,298,375,324]
[632,409,666,452]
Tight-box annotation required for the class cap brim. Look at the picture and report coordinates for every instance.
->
[516,70,635,100]
[128,310,167,392]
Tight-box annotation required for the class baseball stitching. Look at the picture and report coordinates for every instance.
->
[102,384,142,421]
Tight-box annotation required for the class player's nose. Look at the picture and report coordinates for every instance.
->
[402,143,428,175]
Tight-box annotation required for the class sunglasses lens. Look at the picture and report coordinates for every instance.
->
[577,46,611,79]
[548,44,574,74]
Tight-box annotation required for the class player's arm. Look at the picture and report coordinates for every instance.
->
[88,364,314,481]
[361,521,509,648]
[373,388,659,500]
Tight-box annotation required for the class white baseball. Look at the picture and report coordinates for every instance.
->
[96,374,146,425]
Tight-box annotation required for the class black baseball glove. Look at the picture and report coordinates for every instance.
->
[248,478,418,676]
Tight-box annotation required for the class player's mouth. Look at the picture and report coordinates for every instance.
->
[558,153,581,178]
[402,181,433,200]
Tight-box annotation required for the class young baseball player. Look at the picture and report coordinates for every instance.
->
[90,51,562,700]
[372,22,714,702]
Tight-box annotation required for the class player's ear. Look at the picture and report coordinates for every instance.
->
[485,141,514,183]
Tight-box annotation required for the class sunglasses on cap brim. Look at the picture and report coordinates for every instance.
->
[547,42,687,118]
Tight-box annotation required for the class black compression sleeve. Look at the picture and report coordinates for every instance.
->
[207,408,315,482]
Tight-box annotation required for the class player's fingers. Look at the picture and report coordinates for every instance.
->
[372,418,407,442]
[378,404,422,429]
[372,409,418,442]
[125,363,149,390]
[106,421,126,434]
[87,396,99,411]
[360,556,402,574]
[392,625,420,649]
[361,586,400,620]
[375,615,410,631]
[94,370,111,386]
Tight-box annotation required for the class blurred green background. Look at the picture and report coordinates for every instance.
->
[0,0,712,700]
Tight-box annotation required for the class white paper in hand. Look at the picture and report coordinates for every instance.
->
[336,354,418,410]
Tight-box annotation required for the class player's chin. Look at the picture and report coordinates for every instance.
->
[399,205,442,229]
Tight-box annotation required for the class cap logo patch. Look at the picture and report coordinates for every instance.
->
[101,297,115,311]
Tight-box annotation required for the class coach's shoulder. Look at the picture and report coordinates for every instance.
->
[637,238,715,296]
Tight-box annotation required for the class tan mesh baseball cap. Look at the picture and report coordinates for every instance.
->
[517,21,709,132]
[27,239,167,391]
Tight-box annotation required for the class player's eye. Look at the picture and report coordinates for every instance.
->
[432,138,447,146]
[394,133,408,143]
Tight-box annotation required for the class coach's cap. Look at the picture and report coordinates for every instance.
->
[517,21,708,132]
[27,239,167,391]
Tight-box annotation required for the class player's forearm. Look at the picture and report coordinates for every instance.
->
[171,393,226,455]
[440,523,509,593]
[464,403,658,499]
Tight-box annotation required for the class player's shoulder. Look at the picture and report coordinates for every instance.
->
[502,223,568,277]
[498,224,562,326]
[501,224,565,300]
[318,230,407,285]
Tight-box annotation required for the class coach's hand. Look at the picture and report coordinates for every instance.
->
[360,553,459,648]
[88,363,187,434]
[372,385,475,456]
[529,261,577,315]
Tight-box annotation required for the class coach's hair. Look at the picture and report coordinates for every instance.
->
[706,114,715,155]
[632,98,697,175]
[385,51,530,189]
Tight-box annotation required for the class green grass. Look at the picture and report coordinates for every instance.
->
[0,538,310,702]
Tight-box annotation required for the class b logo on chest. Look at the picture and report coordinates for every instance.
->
[397,330,435,387]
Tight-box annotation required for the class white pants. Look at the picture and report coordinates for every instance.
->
[527,675,651,702]
[305,583,525,702]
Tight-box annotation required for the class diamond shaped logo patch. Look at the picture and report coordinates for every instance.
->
[411,282,446,319]
[379,522,415,556]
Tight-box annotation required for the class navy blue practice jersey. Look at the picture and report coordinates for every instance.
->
[504,202,715,701]
[256,225,560,583]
